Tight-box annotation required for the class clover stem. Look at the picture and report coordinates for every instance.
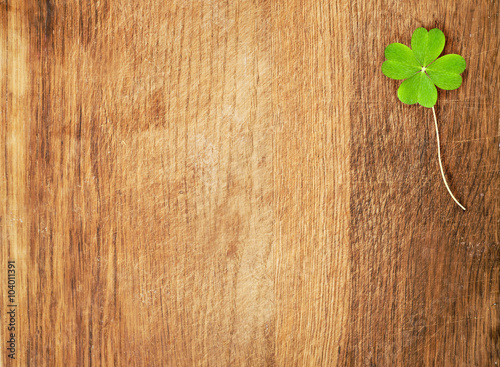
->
[431,106,466,211]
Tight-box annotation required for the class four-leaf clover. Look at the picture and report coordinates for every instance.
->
[382,27,468,210]
[382,28,466,108]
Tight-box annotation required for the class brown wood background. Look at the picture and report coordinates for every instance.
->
[1,0,499,366]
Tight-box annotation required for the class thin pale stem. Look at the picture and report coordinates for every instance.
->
[431,106,466,211]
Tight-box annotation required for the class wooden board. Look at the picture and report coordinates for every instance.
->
[1,0,498,365]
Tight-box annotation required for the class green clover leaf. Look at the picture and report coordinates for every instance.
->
[382,28,466,108]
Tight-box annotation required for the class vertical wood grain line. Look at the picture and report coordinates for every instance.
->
[1,2,30,366]
[272,1,351,365]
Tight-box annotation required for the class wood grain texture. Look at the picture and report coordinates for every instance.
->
[0,0,498,366]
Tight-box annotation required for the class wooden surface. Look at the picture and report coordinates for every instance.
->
[1,1,498,366]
